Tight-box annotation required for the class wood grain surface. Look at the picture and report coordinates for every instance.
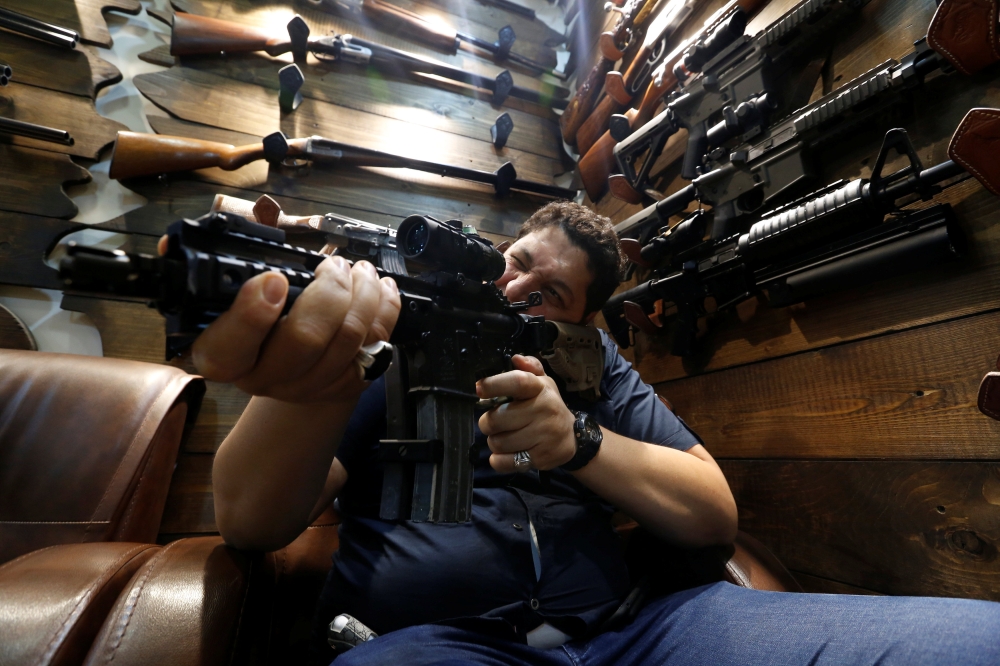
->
[132,67,562,184]
[0,82,128,159]
[0,303,37,351]
[140,115,536,237]
[172,0,564,103]
[0,212,79,290]
[0,144,91,219]
[721,460,1000,599]
[145,53,563,161]
[660,308,1000,459]
[0,33,122,98]
[0,0,142,47]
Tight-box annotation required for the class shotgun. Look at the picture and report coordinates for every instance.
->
[559,0,660,145]
[574,0,770,198]
[304,0,563,77]
[603,110,1000,356]
[0,117,73,145]
[107,130,578,200]
[608,0,1000,204]
[169,12,568,109]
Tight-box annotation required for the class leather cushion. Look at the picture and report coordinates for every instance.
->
[0,350,204,563]
[0,542,159,666]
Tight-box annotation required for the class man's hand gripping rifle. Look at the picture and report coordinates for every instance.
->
[603,108,1000,356]
[58,204,603,524]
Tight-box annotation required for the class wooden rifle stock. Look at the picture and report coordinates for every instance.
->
[108,132,268,179]
[577,0,769,200]
[361,0,459,53]
[562,0,660,146]
[170,12,290,57]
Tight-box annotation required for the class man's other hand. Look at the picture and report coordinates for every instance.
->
[157,236,400,404]
[477,355,577,473]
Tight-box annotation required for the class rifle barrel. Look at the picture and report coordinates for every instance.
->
[0,7,79,48]
[0,117,73,145]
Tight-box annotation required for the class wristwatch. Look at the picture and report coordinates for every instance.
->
[561,410,603,471]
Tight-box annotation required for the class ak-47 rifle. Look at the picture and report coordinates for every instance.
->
[602,110,1000,356]
[304,0,562,77]
[58,206,604,524]
[169,12,568,110]
[107,130,578,200]
[573,0,705,155]
[559,0,661,145]
[609,0,1000,204]
[574,0,770,196]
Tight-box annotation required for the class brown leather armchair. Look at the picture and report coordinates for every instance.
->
[0,350,205,666]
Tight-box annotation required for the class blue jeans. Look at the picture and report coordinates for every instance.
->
[333,582,1000,665]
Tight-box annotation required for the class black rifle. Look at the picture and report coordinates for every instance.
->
[609,0,867,203]
[602,120,997,356]
[610,0,993,207]
[0,117,74,145]
[59,210,603,523]
[0,7,79,49]
[170,12,568,109]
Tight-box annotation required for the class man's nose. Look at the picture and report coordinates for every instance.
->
[505,274,538,300]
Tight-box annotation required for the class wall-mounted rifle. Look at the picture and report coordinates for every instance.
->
[602,109,1000,357]
[559,0,663,145]
[304,0,563,77]
[608,0,1000,205]
[107,130,578,199]
[169,12,568,109]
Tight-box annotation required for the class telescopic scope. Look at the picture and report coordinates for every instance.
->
[397,215,506,283]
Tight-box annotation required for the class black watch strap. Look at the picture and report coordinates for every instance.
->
[562,410,603,471]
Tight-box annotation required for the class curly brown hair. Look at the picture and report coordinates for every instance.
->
[518,201,624,316]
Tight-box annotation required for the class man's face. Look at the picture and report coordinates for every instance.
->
[495,226,594,324]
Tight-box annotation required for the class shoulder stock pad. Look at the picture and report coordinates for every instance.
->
[948,107,1000,195]
[928,0,1000,75]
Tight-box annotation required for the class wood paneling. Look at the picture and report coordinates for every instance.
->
[0,212,77,290]
[659,309,1000,460]
[0,303,36,351]
[791,572,882,596]
[159,452,217,534]
[0,33,121,98]
[133,68,561,184]
[0,0,142,47]
[0,82,128,159]
[0,145,91,219]
[720,460,1000,600]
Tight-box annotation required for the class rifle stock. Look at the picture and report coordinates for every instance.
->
[170,12,290,57]
[108,132,267,180]
[361,0,459,53]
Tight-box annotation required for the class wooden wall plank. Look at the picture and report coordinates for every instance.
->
[416,0,566,47]
[0,212,77,290]
[173,0,562,103]
[1,0,141,47]
[0,33,121,98]
[0,303,37,351]
[791,572,882,596]
[159,452,217,534]
[720,460,1000,600]
[0,82,128,159]
[133,68,562,184]
[659,309,1000,460]
[0,145,91,219]
[151,55,563,161]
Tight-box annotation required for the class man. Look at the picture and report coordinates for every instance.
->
[197,202,1000,665]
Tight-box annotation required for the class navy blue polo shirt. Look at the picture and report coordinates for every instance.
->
[318,330,701,640]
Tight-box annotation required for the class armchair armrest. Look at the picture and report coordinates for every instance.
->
[0,542,160,666]
[82,537,274,666]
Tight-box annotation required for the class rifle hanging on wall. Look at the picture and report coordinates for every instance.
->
[169,12,569,109]
[602,109,1000,357]
[107,130,578,200]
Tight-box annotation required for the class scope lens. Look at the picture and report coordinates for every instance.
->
[404,219,429,256]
